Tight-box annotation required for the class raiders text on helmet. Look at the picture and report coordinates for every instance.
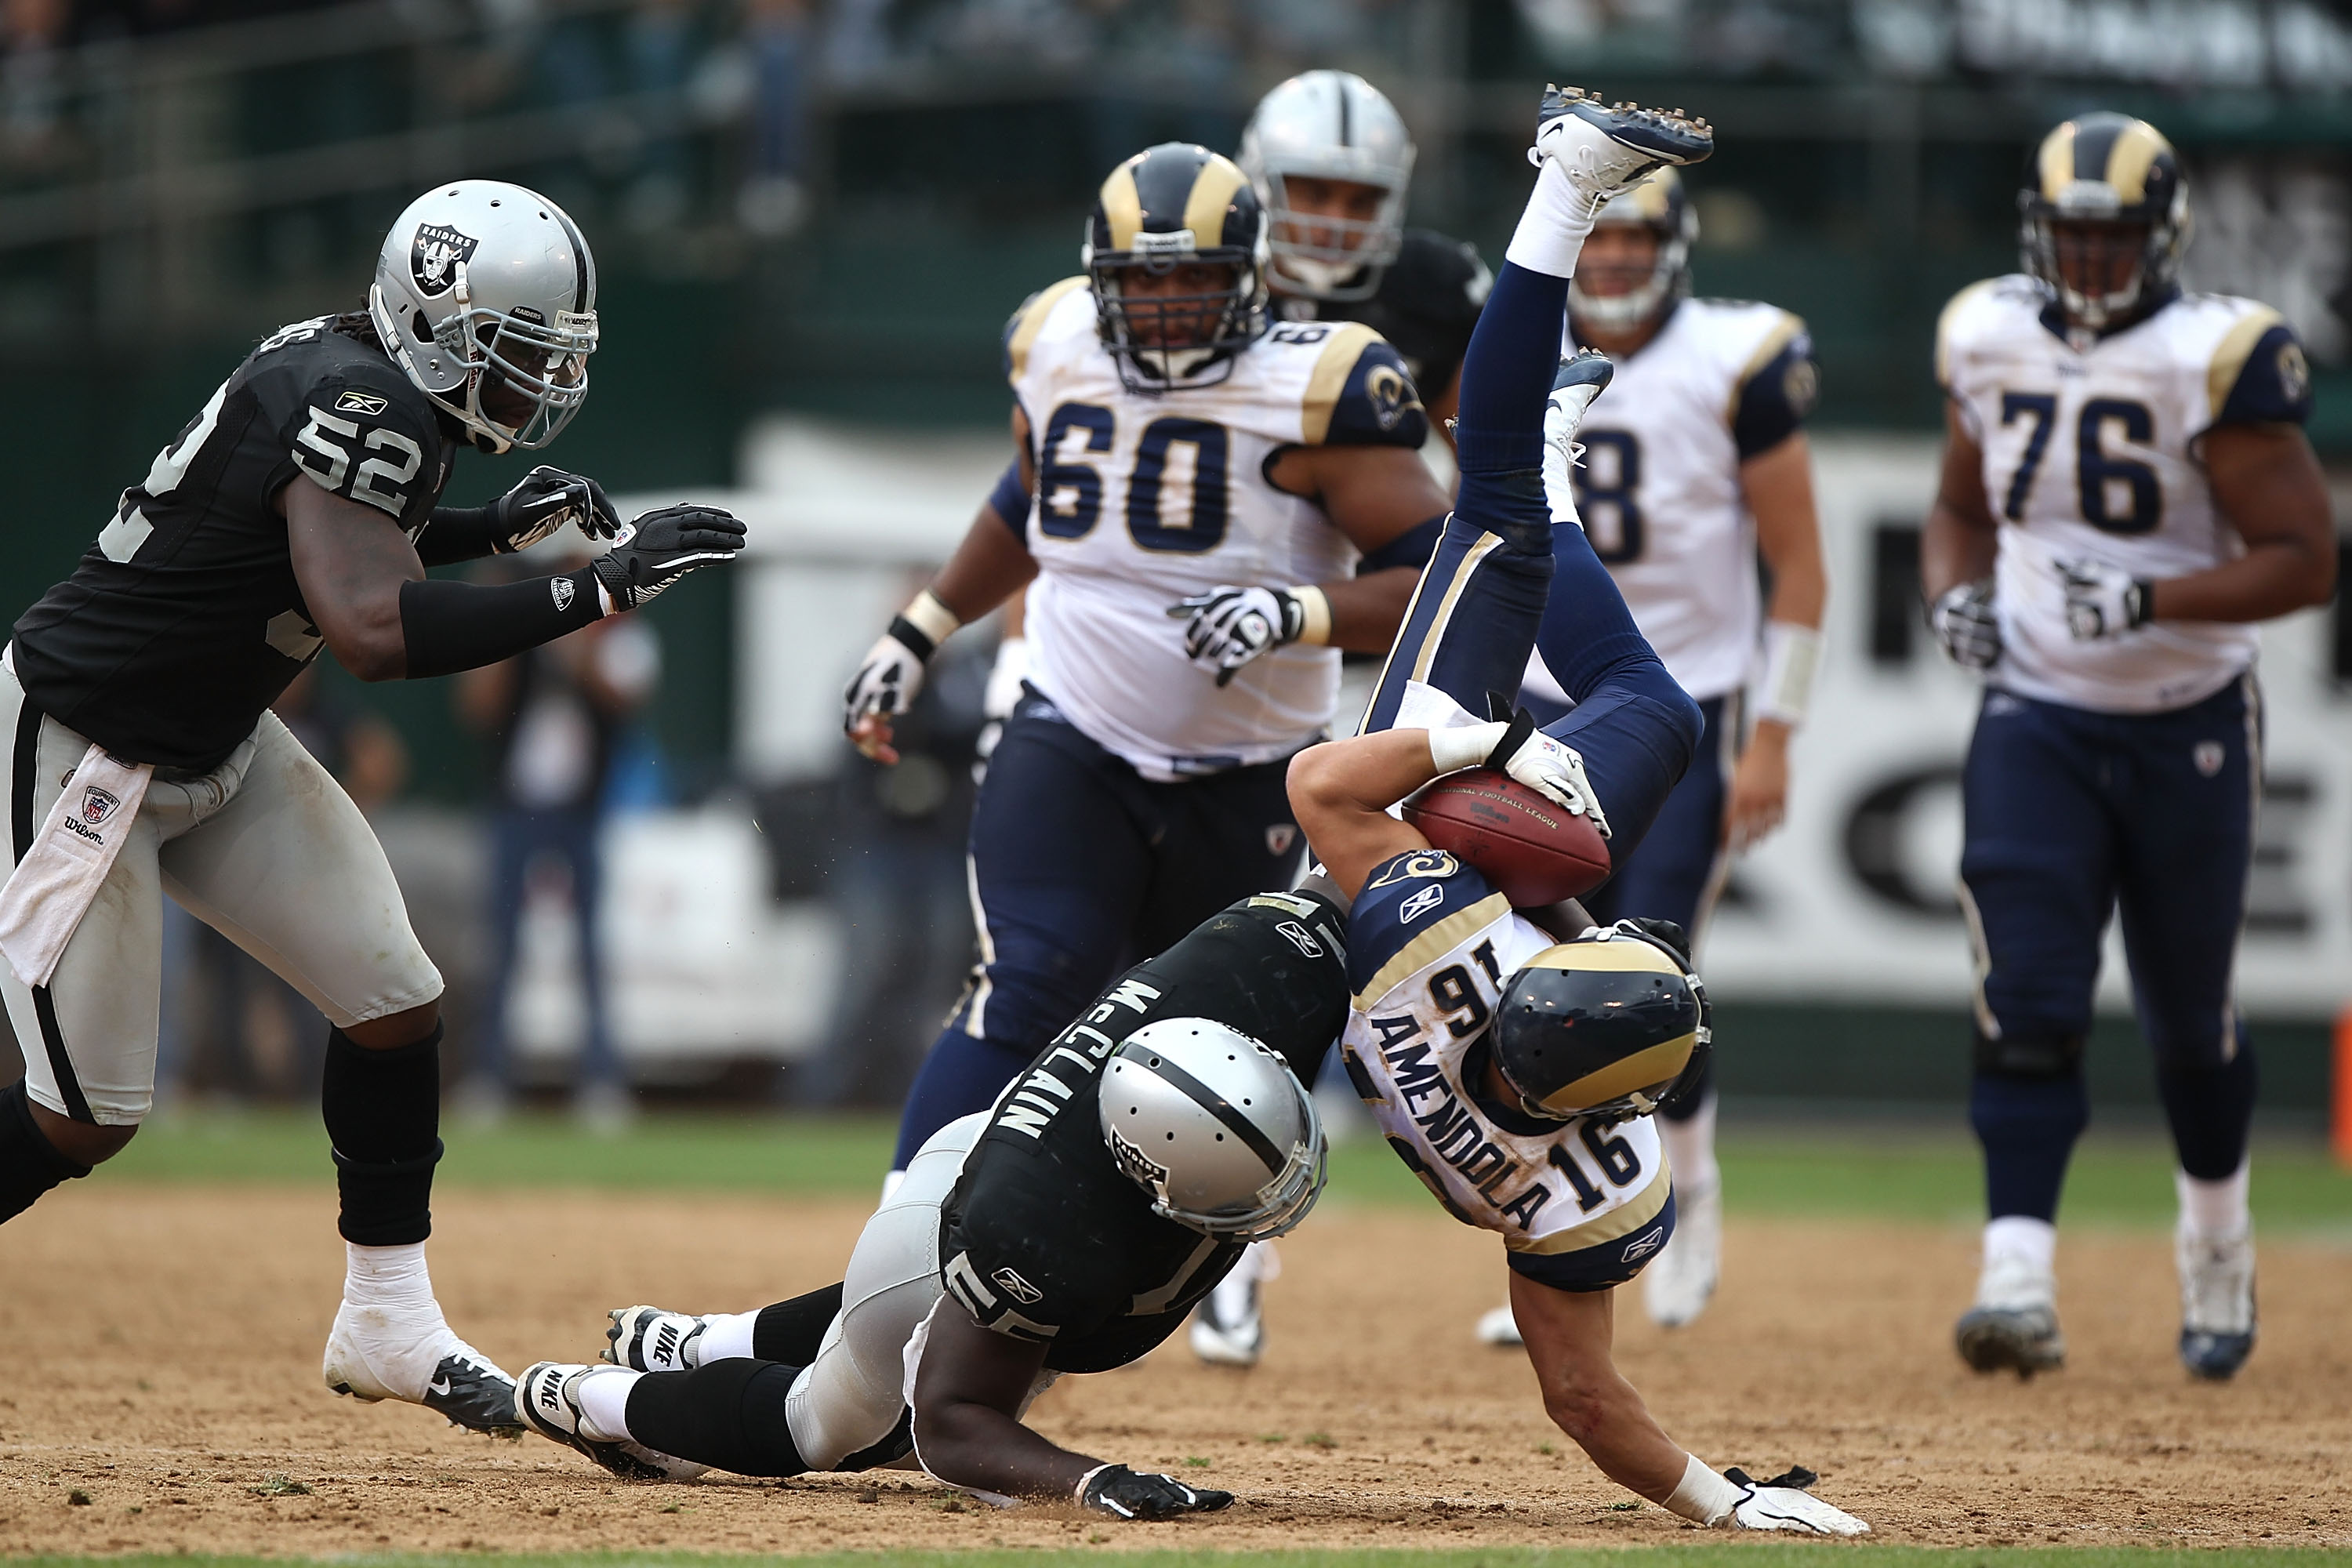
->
[2019,112,2190,332]
[1098,1018,1325,1240]
[1567,167,1698,330]
[1238,70,1416,303]
[1083,143,1270,392]
[1490,922,1707,1123]
[370,180,599,453]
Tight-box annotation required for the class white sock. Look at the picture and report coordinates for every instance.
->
[1982,1215,2056,1276]
[1659,1093,1719,1194]
[1504,161,1598,279]
[343,1241,434,1307]
[575,1367,641,1440]
[2176,1160,2250,1237]
[697,1311,760,1364]
[1663,1452,1741,1525]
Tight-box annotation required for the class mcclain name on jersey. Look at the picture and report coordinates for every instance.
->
[1004,278,1428,781]
[1338,851,1673,1290]
[1939,274,2312,714]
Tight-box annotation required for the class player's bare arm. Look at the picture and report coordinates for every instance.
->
[2155,422,2336,622]
[1508,1272,1686,1497]
[1922,401,2003,669]
[285,476,428,681]
[1725,430,1826,851]
[1265,440,1454,651]
[908,1302,1096,1498]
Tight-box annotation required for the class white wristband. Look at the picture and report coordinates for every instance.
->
[902,589,961,648]
[1425,720,1509,775]
[1663,1452,1741,1526]
[1288,585,1333,646]
[1755,621,1822,728]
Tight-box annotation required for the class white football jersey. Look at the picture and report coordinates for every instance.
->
[1525,298,1814,706]
[1939,274,2311,714]
[1007,278,1426,780]
[1338,849,1672,1285]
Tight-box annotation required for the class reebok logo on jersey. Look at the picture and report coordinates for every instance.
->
[1399,884,1445,923]
[334,390,389,416]
[1275,920,1323,958]
[1621,1223,1668,1265]
[411,223,479,297]
[991,1267,1044,1305]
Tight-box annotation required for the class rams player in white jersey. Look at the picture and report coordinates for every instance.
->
[844,143,1450,1186]
[1474,168,1828,1344]
[1287,86,1865,1534]
[1923,113,2335,1381]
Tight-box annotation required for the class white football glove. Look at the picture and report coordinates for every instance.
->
[1724,1467,1870,1537]
[2059,557,2151,641]
[842,628,931,739]
[1167,585,1308,687]
[1486,709,1612,840]
[1929,579,2002,669]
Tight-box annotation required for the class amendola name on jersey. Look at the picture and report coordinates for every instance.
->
[1526,299,1816,708]
[1339,851,1675,1292]
[13,317,453,771]
[1005,278,1429,780]
[1940,275,2312,713]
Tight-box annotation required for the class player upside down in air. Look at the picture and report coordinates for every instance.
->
[1279,88,1867,1532]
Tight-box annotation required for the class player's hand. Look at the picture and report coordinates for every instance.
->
[1721,723,1788,854]
[2059,558,2151,641]
[488,465,621,553]
[1724,1467,1870,1536]
[843,630,930,764]
[1928,579,2002,669]
[591,504,746,612]
[1486,708,1613,840]
[1167,586,1307,688]
[1076,1463,1235,1520]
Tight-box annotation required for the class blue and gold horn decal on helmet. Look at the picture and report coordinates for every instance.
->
[1084,143,1271,394]
[2019,111,2189,332]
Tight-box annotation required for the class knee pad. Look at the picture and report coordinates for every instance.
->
[0,1078,90,1225]
[1972,1028,2085,1081]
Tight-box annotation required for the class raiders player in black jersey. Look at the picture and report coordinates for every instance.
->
[510,890,1345,1518]
[0,180,742,1434]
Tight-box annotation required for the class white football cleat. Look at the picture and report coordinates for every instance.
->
[606,1305,710,1374]
[2176,1225,2256,1381]
[1543,350,1615,527]
[1474,1302,1523,1347]
[1189,1242,1273,1367]
[323,1295,522,1436]
[516,1361,709,1483]
[1954,1250,2066,1378]
[1643,1176,1721,1328]
[1530,85,1714,205]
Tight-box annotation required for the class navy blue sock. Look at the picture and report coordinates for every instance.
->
[891,1028,1033,1169]
[2155,1031,2257,1180]
[1453,261,1571,474]
[1970,1069,2090,1221]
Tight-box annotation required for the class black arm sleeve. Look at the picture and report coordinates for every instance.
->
[396,568,603,680]
[412,505,504,568]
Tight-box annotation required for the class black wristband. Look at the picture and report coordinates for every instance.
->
[397,568,602,680]
[886,614,938,662]
[413,503,506,568]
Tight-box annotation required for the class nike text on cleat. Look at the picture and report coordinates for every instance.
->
[2176,1226,2256,1381]
[514,1362,709,1483]
[1642,1176,1720,1329]
[606,1305,710,1374]
[322,1297,523,1436]
[1529,85,1714,201]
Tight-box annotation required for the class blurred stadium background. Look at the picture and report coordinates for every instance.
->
[0,0,2347,1137]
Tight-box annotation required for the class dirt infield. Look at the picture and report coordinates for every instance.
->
[1,1184,2347,1555]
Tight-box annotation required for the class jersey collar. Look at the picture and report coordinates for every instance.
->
[2037,283,2180,350]
[1567,296,1681,361]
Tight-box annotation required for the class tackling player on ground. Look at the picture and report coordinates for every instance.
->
[841,144,1449,1191]
[510,891,1346,1519]
[1283,88,1867,1534]
[0,180,744,1432]
[1477,165,1828,1343]
[1924,114,2333,1381]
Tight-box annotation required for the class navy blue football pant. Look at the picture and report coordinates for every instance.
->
[1358,260,1701,883]
[1960,677,2262,1223]
[890,688,1301,1168]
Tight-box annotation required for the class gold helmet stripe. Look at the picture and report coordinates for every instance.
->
[1181,155,1251,252]
[2102,118,2172,205]
[1533,1033,1697,1117]
[2037,121,2078,202]
[1523,938,1683,977]
[1099,160,1146,252]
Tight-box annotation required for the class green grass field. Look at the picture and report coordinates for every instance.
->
[99,1107,2352,1233]
[11,1548,2352,1567]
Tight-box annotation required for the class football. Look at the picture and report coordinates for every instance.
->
[1402,766,1612,908]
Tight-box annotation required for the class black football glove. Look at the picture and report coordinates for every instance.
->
[1076,1463,1234,1520]
[488,465,622,553]
[591,504,746,612]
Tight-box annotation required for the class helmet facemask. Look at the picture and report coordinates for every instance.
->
[2021,194,2189,332]
[1258,169,1410,302]
[1087,235,1269,394]
[1567,175,1697,332]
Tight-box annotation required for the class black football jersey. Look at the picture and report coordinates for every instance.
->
[13,318,456,771]
[938,890,1349,1374]
[1275,229,1490,407]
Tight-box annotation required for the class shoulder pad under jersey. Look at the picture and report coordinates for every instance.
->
[2205,303,2312,428]
[1004,276,1091,383]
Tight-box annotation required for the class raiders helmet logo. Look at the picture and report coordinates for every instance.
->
[1368,849,1458,888]
[411,223,479,298]
[550,575,576,612]
[1106,1126,1170,1190]
[990,1267,1044,1305]
[81,786,120,826]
